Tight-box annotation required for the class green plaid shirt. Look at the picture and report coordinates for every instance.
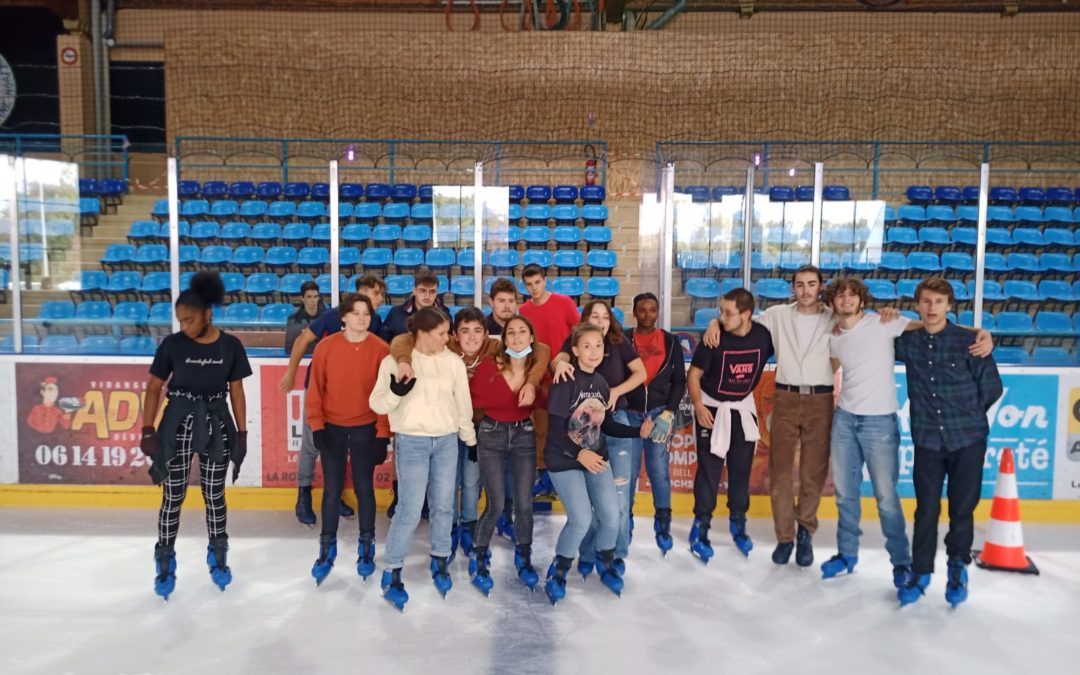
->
[895,322,1003,452]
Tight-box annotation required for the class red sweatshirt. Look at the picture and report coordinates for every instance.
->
[519,292,580,353]
[469,357,533,422]
[306,332,391,438]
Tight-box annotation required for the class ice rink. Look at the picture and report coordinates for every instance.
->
[1,507,1077,675]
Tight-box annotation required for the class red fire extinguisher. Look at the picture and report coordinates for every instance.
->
[584,144,597,186]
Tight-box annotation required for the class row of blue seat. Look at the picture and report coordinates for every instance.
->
[169,181,608,205]
[152,199,613,226]
[99,243,619,274]
[128,221,614,250]
[890,204,1079,225]
[884,225,1079,251]
[904,185,1080,207]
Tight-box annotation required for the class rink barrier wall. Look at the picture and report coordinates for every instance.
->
[0,356,1078,521]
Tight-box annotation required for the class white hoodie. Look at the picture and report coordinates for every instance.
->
[369,348,477,445]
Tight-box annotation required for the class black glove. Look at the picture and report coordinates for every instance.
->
[148,457,169,485]
[373,437,390,465]
[389,375,416,397]
[231,430,248,484]
[467,442,477,463]
[312,429,328,452]
[139,426,159,457]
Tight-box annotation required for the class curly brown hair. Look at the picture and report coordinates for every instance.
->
[823,277,871,309]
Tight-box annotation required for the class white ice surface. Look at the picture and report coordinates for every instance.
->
[0,508,1077,675]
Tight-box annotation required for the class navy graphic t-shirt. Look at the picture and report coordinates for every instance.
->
[150,331,253,396]
[690,323,773,402]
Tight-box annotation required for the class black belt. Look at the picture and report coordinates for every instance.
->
[482,416,531,427]
[776,383,834,395]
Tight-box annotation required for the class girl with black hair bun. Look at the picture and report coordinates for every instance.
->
[138,271,253,601]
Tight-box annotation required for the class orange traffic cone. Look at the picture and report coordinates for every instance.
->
[974,447,1039,575]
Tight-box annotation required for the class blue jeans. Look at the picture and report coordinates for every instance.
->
[608,408,672,559]
[830,409,911,567]
[454,440,482,524]
[383,433,459,569]
[549,465,619,562]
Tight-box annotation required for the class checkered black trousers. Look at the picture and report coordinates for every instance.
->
[157,414,231,547]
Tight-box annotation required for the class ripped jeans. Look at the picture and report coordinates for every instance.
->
[579,410,637,562]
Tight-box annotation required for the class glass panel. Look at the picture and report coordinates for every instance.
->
[479,186,510,323]
[0,155,15,352]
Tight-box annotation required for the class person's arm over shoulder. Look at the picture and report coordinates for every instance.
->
[369,355,403,414]
[527,342,551,386]
[968,342,1004,412]
[893,330,911,364]
[451,357,477,445]
[757,305,781,332]
[757,324,776,361]
[390,332,415,364]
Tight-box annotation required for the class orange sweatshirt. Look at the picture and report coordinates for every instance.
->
[306,332,391,438]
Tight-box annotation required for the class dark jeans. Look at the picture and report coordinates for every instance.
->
[320,422,379,537]
[693,408,755,523]
[475,417,537,548]
[912,440,987,574]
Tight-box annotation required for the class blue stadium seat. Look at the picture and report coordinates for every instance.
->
[199,245,232,268]
[365,183,391,202]
[36,301,76,326]
[393,247,424,273]
[1041,253,1074,278]
[967,279,1006,304]
[76,335,118,354]
[522,226,551,248]
[381,202,409,224]
[424,248,455,273]
[282,223,312,246]
[390,184,417,203]
[38,334,79,354]
[402,225,432,247]
[227,182,254,200]
[410,203,433,224]
[885,226,918,250]
[210,200,239,219]
[264,246,298,271]
[188,221,220,244]
[283,182,309,201]
[508,185,526,202]
[550,276,584,300]
[180,199,209,219]
[279,273,314,297]
[353,202,381,224]
[883,206,897,225]
[907,252,941,273]
[955,205,978,224]
[950,226,976,249]
[267,201,297,221]
[450,276,475,303]
[73,269,109,299]
[488,248,520,274]
[256,182,282,200]
[553,226,582,249]
[127,220,158,245]
[918,226,951,252]
[526,185,552,203]
[1014,206,1045,227]
[865,279,898,302]
[177,245,200,267]
[793,185,814,202]
[934,186,962,204]
[260,303,294,326]
[586,249,617,274]
[906,186,933,204]
[583,225,612,250]
[224,303,260,326]
[418,184,434,202]
[524,204,551,226]
[986,228,1013,250]
[373,224,402,246]
[1019,187,1046,205]
[316,274,347,296]
[958,185,979,205]
[311,183,330,201]
[343,223,372,244]
[553,249,585,273]
[678,251,710,276]
[133,244,168,269]
[768,186,794,202]
[174,180,196,198]
[754,278,792,303]
[587,277,620,300]
[926,205,955,224]
[338,247,360,270]
[521,250,553,270]
[298,247,329,272]
[552,204,579,226]
[120,335,157,355]
[779,250,809,272]
[993,346,1029,364]
[987,206,1016,226]
[361,247,392,273]
[231,246,265,270]
[311,224,331,244]
[941,252,975,277]
[1044,207,1074,226]
[897,205,927,224]
[553,185,578,204]
[384,275,415,301]
[1031,346,1074,365]
[684,186,709,203]
[582,204,608,226]
[1035,311,1072,334]
[339,183,364,202]
[219,272,245,295]
[151,199,170,219]
[580,185,605,204]
[959,311,995,329]
[250,222,282,245]
[1045,187,1073,205]
[101,243,136,270]
[1012,229,1046,251]
[896,279,920,300]
[1004,279,1040,306]
[876,251,909,276]
[1007,252,1042,277]
[997,311,1034,334]
[297,202,326,222]
[244,273,280,301]
[990,186,1018,205]
[693,308,717,328]
[113,301,149,327]
[104,271,142,297]
[823,185,849,201]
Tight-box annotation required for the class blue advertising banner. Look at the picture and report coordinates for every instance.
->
[889,370,1058,499]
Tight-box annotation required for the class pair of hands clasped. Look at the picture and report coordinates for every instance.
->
[140,426,248,485]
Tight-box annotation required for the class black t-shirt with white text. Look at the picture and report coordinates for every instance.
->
[150,331,253,396]
[690,323,773,403]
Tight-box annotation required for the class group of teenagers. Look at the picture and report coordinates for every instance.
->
[138,261,1002,611]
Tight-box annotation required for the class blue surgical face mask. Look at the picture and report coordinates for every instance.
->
[505,345,533,359]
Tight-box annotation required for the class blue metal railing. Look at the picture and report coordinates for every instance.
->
[175,136,607,188]
[655,140,1080,199]
[0,133,130,182]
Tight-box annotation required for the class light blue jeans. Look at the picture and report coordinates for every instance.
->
[454,440,482,524]
[549,465,619,562]
[608,408,672,559]
[830,409,911,567]
[383,433,459,569]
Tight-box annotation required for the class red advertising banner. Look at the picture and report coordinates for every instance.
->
[16,363,155,484]
[260,364,395,489]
